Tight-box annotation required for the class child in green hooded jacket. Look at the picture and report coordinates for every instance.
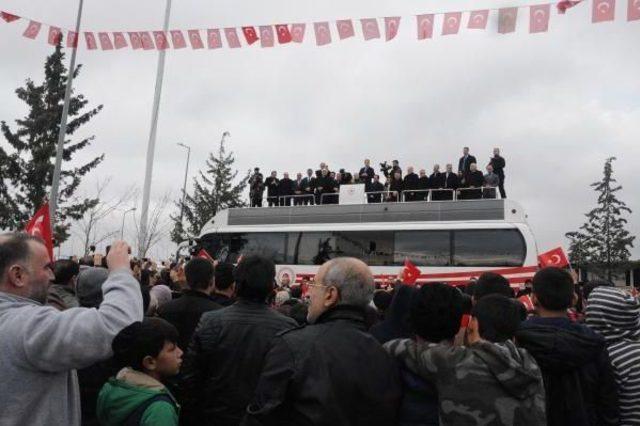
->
[97,317,183,426]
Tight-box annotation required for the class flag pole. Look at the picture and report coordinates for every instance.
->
[49,0,85,232]
[139,0,172,254]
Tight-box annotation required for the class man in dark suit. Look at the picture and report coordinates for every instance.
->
[429,164,444,200]
[403,166,420,202]
[463,163,484,199]
[359,159,375,186]
[293,173,305,206]
[489,148,506,199]
[367,175,385,203]
[300,169,315,205]
[265,171,279,207]
[277,173,295,206]
[458,147,477,179]
[440,163,459,200]
[417,169,430,201]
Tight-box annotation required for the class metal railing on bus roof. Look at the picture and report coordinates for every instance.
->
[252,186,500,208]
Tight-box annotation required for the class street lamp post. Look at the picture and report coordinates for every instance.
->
[121,207,137,240]
[177,143,191,227]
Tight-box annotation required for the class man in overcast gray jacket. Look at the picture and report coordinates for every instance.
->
[0,234,143,426]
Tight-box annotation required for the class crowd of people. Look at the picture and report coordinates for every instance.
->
[1,232,639,425]
[248,147,507,206]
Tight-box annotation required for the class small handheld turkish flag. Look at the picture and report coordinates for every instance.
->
[25,203,54,261]
[538,247,570,268]
[403,258,421,285]
[197,249,214,262]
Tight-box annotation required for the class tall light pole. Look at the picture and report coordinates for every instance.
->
[177,142,191,226]
[121,207,136,240]
[139,0,172,253]
[49,0,85,225]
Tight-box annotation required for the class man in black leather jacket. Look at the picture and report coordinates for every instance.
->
[180,255,297,426]
[242,257,401,426]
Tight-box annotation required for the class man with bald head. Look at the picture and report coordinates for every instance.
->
[243,258,401,426]
[0,233,143,425]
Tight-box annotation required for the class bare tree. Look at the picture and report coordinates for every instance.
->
[74,178,137,256]
[133,191,173,258]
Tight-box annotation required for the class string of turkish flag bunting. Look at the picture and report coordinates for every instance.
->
[1,0,637,51]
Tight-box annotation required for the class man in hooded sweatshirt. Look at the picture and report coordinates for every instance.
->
[515,267,619,426]
[386,293,546,425]
[586,286,640,425]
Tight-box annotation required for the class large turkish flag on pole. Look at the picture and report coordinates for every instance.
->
[24,203,54,261]
[538,247,570,268]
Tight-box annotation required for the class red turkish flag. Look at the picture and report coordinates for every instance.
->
[442,12,462,35]
[593,0,616,22]
[403,258,422,285]
[498,7,519,34]
[197,249,214,262]
[290,23,306,43]
[630,0,640,20]
[128,32,142,49]
[23,21,42,39]
[538,247,570,268]
[1,11,20,23]
[384,17,401,41]
[113,32,128,49]
[207,29,223,49]
[242,26,259,45]
[557,0,582,13]
[530,4,551,33]
[140,32,155,50]
[84,32,97,50]
[170,30,186,49]
[98,32,113,50]
[153,31,169,50]
[188,30,204,49]
[259,25,274,48]
[275,24,292,43]
[224,28,241,48]
[416,14,434,40]
[67,31,79,48]
[360,18,380,40]
[468,10,489,29]
[25,203,54,261]
[336,19,355,39]
[314,22,332,46]
[48,26,62,45]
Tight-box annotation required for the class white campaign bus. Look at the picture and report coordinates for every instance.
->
[196,198,539,287]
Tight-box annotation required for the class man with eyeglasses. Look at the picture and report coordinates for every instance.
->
[0,233,143,426]
[243,257,401,426]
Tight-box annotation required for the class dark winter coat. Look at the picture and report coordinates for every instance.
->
[180,300,297,426]
[157,289,221,352]
[242,306,402,426]
[515,317,619,426]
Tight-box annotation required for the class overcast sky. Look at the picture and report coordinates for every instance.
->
[0,0,638,260]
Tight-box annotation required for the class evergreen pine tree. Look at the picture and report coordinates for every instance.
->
[171,137,249,243]
[565,157,635,279]
[0,41,103,244]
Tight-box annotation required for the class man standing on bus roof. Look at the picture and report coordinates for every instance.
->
[359,159,375,186]
[265,171,279,207]
[489,148,506,199]
[301,169,315,205]
[458,147,477,178]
